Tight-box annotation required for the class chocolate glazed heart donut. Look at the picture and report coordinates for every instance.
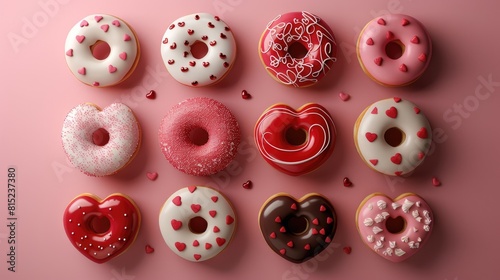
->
[258,193,337,263]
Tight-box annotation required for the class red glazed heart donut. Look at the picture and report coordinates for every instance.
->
[259,11,337,87]
[63,193,141,263]
[254,103,336,175]
[258,193,337,263]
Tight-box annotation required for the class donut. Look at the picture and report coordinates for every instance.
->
[258,193,337,263]
[158,97,240,176]
[61,103,141,176]
[63,193,141,263]
[65,14,140,87]
[356,192,433,262]
[356,14,432,86]
[161,13,236,87]
[353,97,432,176]
[259,11,337,87]
[254,103,336,176]
[159,186,237,262]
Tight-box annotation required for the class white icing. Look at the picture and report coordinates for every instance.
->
[65,14,139,87]
[364,218,374,227]
[373,226,383,234]
[395,248,406,257]
[158,186,236,262]
[402,199,414,213]
[161,13,236,87]
[355,98,432,176]
[377,200,387,209]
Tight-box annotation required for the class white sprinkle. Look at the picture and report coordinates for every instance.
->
[71,232,75,235]
[395,248,406,257]
[392,202,401,210]
[124,213,128,217]
[374,240,383,251]
[417,237,422,242]
[389,241,396,248]
[109,207,112,211]
[82,212,86,215]
[413,227,418,232]
[416,217,422,222]
[377,200,387,210]
[383,248,393,256]
[373,226,383,234]
[123,238,126,242]
[94,253,97,256]
[89,244,92,247]
[77,223,81,227]
[381,212,389,219]
[423,225,430,232]
[84,247,87,251]
[364,218,374,227]
[124,226,127,230]
[416,201,421,207]
[367,203,373,211]
[401,236,409,243]
[380,236,385,242]
[367,235,375,243]
[425,218,432,225]
[402,199,414,213]
[374,214,384,223]
[107,253,111,256]
[69,219,72,223]
[412,210,419,218]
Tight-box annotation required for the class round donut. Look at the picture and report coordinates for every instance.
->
[65,14,140,87]
[158,97,240,176]
[259,11,337,87]
[63,193,141,263]
[160,13,236,87]
[353,97,432,176]
[355,192,433,262]
[61,102,141,176]
[258,193,337,263]
[159,186,237,262]
[254,103,336,176]
[356,14,432,86]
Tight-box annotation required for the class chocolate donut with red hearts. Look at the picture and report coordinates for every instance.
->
[258,193,337,263]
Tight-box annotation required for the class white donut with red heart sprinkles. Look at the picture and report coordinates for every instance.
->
[160,13,236,87]
[353,97,432,176]
[65,14,140,87]
[159,186,236,262]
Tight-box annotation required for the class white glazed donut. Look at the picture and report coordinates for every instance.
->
[61,103,141,176]
[353,97,432,176]
[159,186,237,262]
[65,14,140,87]
[160,13,236,87]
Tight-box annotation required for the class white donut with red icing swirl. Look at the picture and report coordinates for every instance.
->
[65,14,140,87]
[357,14,432,86]
[353,97,432,176]
[61,103,141,176]
[161,13,236,87]
[159,186,236,262]
[259,11,337,87]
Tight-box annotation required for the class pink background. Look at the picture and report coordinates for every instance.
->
[1,0,499,279]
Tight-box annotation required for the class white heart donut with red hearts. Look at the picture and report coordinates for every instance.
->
[159,186,236,262]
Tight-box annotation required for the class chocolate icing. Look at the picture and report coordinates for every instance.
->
[259,194,337,263]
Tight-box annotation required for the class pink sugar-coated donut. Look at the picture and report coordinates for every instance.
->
[357,14,432,86]
[158,97,240,176]
[259,11,337,87]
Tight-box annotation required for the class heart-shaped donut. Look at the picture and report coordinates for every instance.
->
[254,103,336,176]
[258,193,337,263]
[355,193,433,262]
[63,193,141,263]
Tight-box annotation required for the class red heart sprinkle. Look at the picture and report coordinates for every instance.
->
[205,243,212,249]
[193,240,199,246]
[208,22,215,28]
[187,29,194,35]
[211,196,218,202]
[66,49,73,56]
[325,237,332,243]
[377,18,386,25]
[275,216,281,223]
[319,205,326,212]
[327,217,334,224]
[213,226,220,233]
[119,52,127,60]
[395,171,403,176]
[418,53,427,62]
[100,24,109,32]
[304,244,311,250]
[191,204,201,213]
[172,196,181,206]
[94,15,103,22]
[146,171,158,180]
[226,215,234,225]
[76,35,85,43]
[311,228,319,235]
[394,97,402,103]
[123,34,131,41]
[391,153,403,165]
[209,210,217,217]
[241,90,251,100]
[171,219,182,230]
[365,132,377,142]
[280,226,286,233]
[209,40,216,46]
[343,177,353,187]
[210,75,217,80]
[220,33,227,39]
[339,92,350,101]
[203,62,210,67]
[242,180,252,189]
[386,31,394,39]
[189,61,196,66]
[319,228,326,235]
[175,242,186,251]
[279,249,286,255]
[177,22,185,27]
[170,42,177,49]
[216,237,226,246]
[432,177,441,186]
[371,107,378,114]
[386,107,398,118]
[312,218,319,225]
[418,152,425,160]
[145,245,154,254]
[417,127,428,139]
[108,65,117,73]
[287,241,294,248]
[343,246,352,254]
[188,186,197,193]
[410,35,420,44]
[369,159,379,166]
[366,38,374,45]
[414,107,421,114]
[374,57,383,66]
[146,90,156,99]
[290,203,297,210]
[80,20,89,27]
[399,64,408,72]
[168,59,175,65]
[223,62,229,68]
[194,254,201,260]
[270,232,276,239]
[401,18,410,26]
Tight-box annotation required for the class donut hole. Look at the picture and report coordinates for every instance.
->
[288,42,308,59]
[285,127,307,146]
[285,215,309,235]
[190,40,209,59]
[385,216,406,234]
[88,215,111,234]
[188,216,208,234]
[189,127,209,146]
[92,128,110,146]
[384,127,405,147]
[90,40,111,60]
[385,40,405,60]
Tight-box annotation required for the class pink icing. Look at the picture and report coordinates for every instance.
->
[356,193,433,262]
[158,97,240,176]
[259,11,337,87]
[357,14,432,86]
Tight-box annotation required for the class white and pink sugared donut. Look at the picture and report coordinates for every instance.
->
[159,186,237,262]
[61,103,141,176]
[160,13,236,87]
[356,14,431,86]
[259,11,337,87]
[158,97,240,176]
[65,14,140,87]
[356,193,433,262]
[353,97,432,176]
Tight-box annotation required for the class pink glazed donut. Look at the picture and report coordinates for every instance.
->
[357,14,432,86]
[158,97,240,176]
[259,11,337,87]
